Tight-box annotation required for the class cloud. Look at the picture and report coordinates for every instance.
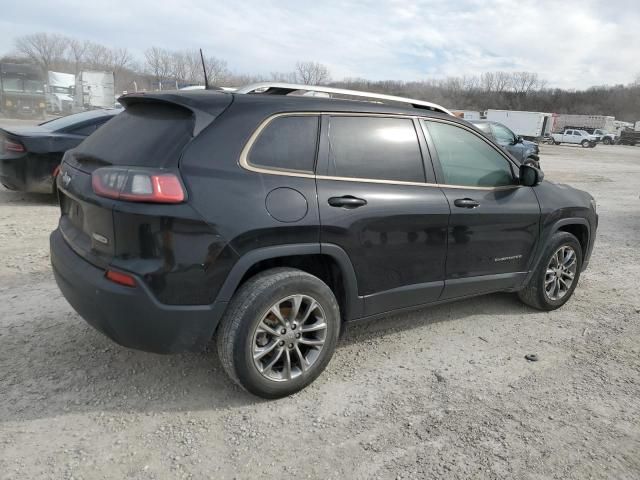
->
[0,0,637,88]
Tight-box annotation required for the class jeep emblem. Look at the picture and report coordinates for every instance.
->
[61,171,72,187]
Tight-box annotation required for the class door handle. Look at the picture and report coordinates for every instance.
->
[454,198,480,209]
[328,196,367,208]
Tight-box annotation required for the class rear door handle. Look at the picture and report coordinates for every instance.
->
[454,198,480,209]
[328,196,367,208]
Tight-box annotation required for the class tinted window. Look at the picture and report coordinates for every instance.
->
[75,103,193,168]
[491,123,516,144]
[249,116,319,172]
[328,116,424,183]
[425,121,515,187]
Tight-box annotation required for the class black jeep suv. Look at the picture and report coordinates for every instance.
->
[50,85,597,398]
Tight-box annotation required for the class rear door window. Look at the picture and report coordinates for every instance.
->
[424,120,515,188]
[248,116,319,173]
[491,123,516,144]
[327,116,425,183]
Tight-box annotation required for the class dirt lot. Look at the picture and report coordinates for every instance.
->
[1,123,639,479]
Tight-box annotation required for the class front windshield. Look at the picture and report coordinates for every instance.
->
[1,76,44,93]
[24,79,44,93]
[2,77,22,92]
[51,86,72,94]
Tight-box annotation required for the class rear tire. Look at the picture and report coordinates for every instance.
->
[554,140,560,145]
[518,232,582,311]
[216,267,340,398]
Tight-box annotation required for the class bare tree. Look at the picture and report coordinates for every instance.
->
[84,42,112,69]
[204,56,229,86]
[295,61,330,85]
[270,71,297,83]
[14,32,68,72]
[66,38,89,74]
[144,47,173,87]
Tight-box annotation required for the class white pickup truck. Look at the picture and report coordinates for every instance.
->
[551,129,599,148]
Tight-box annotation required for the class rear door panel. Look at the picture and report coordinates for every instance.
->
[316,114,450,317]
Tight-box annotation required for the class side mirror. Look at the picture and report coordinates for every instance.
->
[520,164,544,186]
[516,136,524,143]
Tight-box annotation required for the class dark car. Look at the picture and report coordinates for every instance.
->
[50,85,597,398]
[469,119,540,168]
[0,109,118,193]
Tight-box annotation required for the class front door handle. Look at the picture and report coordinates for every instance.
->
[328,196,367,209]
[454,198,480,209]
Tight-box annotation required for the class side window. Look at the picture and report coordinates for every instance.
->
[491,123,516,144]
[249,116,319,172]
[327,116,425,183]
[424,120,515,188]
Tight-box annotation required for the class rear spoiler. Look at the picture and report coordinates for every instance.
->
[118,91,233,136]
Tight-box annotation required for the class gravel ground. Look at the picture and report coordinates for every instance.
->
[0,123,639,479]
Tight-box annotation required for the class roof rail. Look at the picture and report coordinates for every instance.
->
[234,82,452,115]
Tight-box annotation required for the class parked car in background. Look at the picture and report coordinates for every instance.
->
[470,119,540,168]
[551,129,598,148]
[50,84,597,399]
[590,128,616,145]
[0,109,119,193]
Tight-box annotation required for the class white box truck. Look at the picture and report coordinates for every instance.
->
[75,71,115,110]
[46,71,75,114]
[485,110,554,140]
[553,114,615,133]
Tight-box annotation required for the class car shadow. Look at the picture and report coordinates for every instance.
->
[0,188,58,206]
[0,290,536,422]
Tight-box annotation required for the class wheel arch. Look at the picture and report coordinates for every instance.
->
[554,219,589,258]
[215,243,362,321]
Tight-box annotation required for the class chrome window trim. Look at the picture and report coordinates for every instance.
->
[239,112,522,191]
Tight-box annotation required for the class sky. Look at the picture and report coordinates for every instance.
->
[0,0,638,89]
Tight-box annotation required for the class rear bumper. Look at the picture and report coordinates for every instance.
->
[0,156,56,193]
[50,228,227,353]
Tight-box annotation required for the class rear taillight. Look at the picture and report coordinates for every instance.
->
[2,138,25,153]
[91,167,185,203]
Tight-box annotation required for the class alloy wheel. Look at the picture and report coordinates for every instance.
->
[252,295,328,382]
[544,245,577,300]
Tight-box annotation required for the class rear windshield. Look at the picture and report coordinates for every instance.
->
[74,102,194,167]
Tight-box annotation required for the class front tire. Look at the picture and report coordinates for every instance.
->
[518,232,582,311]
[603,137,612,145]
[216,267,340,398]
[581,140,590,148]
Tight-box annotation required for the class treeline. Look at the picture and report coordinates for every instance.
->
[2,32,639,121]
[332,77,640,122]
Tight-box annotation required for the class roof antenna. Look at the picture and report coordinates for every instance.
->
[199,48,210,90]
